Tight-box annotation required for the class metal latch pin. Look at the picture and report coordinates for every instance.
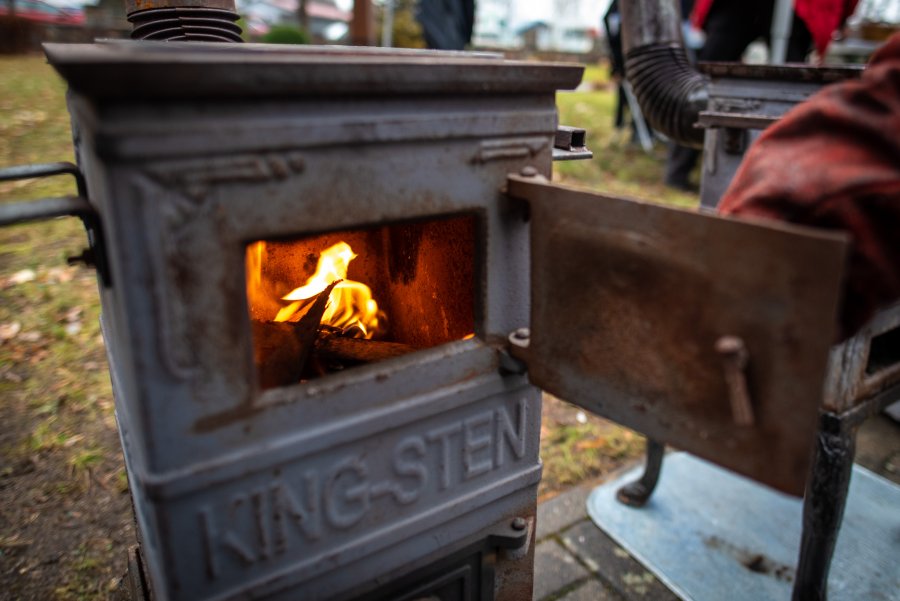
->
[715,336,755,427]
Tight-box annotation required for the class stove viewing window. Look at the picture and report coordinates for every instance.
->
[245,215,476,388]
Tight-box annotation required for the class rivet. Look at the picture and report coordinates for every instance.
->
[520,166,539,177]
[511,517,527,531]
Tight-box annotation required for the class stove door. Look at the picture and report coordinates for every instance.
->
[507,174,849,495]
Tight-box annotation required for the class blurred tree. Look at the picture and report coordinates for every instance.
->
[377,0,426,49]
[298,0,308,33]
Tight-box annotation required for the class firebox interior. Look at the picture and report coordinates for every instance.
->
[246,214,476,389]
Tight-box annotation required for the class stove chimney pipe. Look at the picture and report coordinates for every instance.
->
[124,0,243,42]
[620,0,708,148]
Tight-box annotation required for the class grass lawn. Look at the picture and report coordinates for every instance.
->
[1,55,131,601]
[0,54,698,600]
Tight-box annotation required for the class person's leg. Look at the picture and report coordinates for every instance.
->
[665,143,700,191]
[664,0,769,190]
[615,82,626,129]
[700,0,775,61]
[786,12,813,62]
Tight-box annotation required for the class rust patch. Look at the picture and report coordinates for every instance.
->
[704,536,795,583]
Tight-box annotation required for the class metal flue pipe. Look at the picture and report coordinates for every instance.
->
[124,0,242,42]
[620,0,709,148]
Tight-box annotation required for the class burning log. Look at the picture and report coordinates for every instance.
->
[252,281,337,388]
[315,334,416,364]
[252,321,304,389]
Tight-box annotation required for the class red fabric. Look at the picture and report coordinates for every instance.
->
[795,0,859,55]
[692,0,858,55]
[692,0,715,29]
[718,33,900,340]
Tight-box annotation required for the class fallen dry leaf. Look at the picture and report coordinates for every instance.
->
[63,434,85,448]
[62,306,83,323]
[1,367,24,383]
[45,267,76,284]
[575,437,610,451]
[0,322,22,342]
[7,269,36,286]
[18,331,42,343]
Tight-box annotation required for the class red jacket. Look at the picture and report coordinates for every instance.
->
[718,33,900,339]
[692,0,859,56]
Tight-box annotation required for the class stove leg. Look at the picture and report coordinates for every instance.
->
[792,416,856,601]
[616,439,665,507]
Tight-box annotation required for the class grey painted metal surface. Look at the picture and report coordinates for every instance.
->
[697,63,861,209]
[43,41,581,100]
[47,42,583,601]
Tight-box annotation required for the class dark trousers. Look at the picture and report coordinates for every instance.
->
[702,0,812,63]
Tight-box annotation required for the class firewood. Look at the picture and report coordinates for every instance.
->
[252,281,338,388]
[286,280,338,366]
[315,334,416,363]
[252,320,302,389]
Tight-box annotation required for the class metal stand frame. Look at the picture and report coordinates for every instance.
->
[615,439,665,507]
[792,412,856,601]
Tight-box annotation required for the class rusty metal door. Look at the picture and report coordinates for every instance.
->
[507,174,849,495]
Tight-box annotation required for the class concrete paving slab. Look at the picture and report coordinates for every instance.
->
[536,483,592,541]
[533,539,591,601]
[560,520,678,601]
[556,577,624,601]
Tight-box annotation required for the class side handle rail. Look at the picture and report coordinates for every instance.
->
[0,162,110,286]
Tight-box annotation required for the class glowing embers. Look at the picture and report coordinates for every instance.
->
[246,216,476,389]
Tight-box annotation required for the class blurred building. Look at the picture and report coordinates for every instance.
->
[83,0,129,35]
[473,0,603,55]
[1,0,90,52]
[471,0,515,47]
[237,0,349,42]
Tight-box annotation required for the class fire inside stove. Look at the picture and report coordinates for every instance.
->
[246,215,476,388]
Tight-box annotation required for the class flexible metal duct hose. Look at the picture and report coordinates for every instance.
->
[620,0,709,148]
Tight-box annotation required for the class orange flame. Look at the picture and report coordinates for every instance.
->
[274,241,383,338]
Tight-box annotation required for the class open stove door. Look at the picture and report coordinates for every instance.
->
[506,174,849,496]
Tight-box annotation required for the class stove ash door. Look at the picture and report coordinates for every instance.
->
[506,174,849,496]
